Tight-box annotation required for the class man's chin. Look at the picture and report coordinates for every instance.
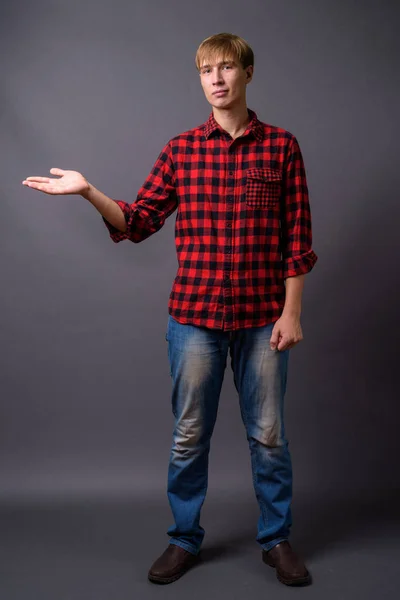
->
[209,97,233,110]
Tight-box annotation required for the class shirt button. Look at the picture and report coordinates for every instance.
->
[224,273,230,281]
[226,222,232,228]
[229,171,234,176]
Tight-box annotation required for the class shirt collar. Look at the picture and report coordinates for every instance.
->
[203,108,264,142]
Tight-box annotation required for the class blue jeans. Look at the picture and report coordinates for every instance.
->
[165,314,293,555]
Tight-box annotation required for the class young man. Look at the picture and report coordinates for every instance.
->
[22,33,317,586]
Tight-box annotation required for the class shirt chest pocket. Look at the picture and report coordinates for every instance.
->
[245,167,282,208]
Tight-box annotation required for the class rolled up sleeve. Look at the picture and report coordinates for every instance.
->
[280,135,318,278]
[103,142,178,243]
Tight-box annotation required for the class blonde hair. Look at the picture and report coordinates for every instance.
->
[195,32,254,72]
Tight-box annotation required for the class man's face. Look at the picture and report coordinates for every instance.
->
[199,55,253,109]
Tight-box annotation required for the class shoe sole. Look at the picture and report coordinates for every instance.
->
[148,571,187,584]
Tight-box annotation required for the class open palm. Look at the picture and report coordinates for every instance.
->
[22,168,89,195]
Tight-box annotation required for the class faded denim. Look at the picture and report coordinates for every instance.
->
[165,314,293,555]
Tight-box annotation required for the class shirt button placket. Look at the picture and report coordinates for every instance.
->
[223,144,236,330]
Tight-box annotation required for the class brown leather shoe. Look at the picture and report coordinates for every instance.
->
[148,544,199,584]
[262,541,311,586]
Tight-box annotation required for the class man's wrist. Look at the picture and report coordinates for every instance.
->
[281,307,301,319]
[81,181,93,201]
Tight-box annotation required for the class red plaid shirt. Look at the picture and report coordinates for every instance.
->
[103,108,317,330]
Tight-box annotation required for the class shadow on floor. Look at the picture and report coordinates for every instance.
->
[1,487,399,565]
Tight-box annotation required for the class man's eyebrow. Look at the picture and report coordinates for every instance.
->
[200,60,235,69]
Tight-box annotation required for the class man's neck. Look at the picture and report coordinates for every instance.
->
[212,104,250,140]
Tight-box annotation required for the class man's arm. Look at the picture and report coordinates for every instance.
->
[81,183,127,232]
[279,135,318,279]
[100,142,178,244]
[282,274,305,319]
[270,135,317,351]
[23,142,177,244]
[270,274,305,351]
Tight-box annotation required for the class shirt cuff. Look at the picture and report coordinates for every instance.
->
[283,249,318,279]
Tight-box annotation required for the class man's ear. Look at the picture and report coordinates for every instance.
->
[246,66,254,82]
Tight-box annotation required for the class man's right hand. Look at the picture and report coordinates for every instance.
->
[22,168,90,196]
[22,167,127,233]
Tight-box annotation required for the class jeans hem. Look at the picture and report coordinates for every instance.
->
[169,538,200,556]
[260,536,289,552]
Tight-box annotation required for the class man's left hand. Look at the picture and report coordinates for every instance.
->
[270,315,303,351]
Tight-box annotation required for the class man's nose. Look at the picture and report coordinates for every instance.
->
[211,69,224,84]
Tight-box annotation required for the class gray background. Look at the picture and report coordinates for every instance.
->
[1,0,399,598]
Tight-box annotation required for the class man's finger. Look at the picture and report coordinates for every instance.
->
[270,328,280,349]
[24,177,51,183]
[50,168,65,176]
[278,336,291,351]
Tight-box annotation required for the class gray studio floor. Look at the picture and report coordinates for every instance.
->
[0,490,398,600]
